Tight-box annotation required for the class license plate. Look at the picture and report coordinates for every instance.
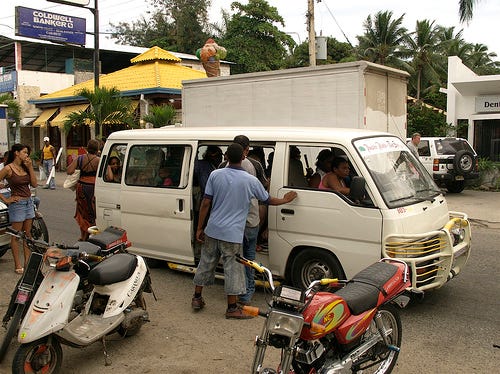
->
[16,291,29,304]
[455,175,464,181]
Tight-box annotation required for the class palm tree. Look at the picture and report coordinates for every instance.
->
[0,93,21,126]
[356,10,411,71]
[63,87,135,137]
[459,0,481,23]
[405,20,442,100]
[465,43,500,74]
[142,104,177,128]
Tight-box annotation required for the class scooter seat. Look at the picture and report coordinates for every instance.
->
[73,241,102,255]
[334,262,398,315]
[88,253,138,286]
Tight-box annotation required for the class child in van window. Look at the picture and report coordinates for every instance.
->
[158,166,173,187]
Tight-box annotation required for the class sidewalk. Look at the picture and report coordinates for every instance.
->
[443,189,500,229]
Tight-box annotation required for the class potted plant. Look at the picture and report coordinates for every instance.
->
[30,149,42,169]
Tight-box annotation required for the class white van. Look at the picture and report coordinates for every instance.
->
[95,127,471,291]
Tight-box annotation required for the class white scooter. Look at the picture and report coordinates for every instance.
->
[11,247,154,374]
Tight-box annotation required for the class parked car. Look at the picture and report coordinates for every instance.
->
[409,137,479,193]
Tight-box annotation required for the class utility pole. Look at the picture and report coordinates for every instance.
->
[307,0,316,67]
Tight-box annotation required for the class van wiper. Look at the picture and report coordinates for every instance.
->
[389,195,416,203]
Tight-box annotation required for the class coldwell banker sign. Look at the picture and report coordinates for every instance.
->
[15,6,86,46]
[475,95,500,113]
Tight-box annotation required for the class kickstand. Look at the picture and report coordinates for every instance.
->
[101,336,112,366]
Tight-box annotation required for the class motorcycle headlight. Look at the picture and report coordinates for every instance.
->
[266,310,304,338]
[0,211,9,227]
[44,247,64,267]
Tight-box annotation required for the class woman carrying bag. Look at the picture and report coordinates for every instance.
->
[66,139,100,241]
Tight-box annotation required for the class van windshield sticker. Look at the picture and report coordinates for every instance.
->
[355,137,406,156]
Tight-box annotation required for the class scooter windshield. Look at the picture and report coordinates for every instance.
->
[354,136,440,208]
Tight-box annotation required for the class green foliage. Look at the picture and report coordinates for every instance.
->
[29,149,42,162]
[477,157,497,172]
[63,87,136,137]
[143,104,177,127]
[286,38,355,68]
[220,0,295,73]
[0,93,21,126]
[110,0,211,53]
[407,101,450,137]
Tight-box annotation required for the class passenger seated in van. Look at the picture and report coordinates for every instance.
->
[158,166,173,187]
[194,145,223,195]
[318,157,351,195]
[308,149,333,188]
[288,146,309,187]
[105,156,122,183]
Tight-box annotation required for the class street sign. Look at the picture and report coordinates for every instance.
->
[15,6,86,46]
[47,0,90,6]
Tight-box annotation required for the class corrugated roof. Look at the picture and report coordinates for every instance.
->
[36,46,207,101]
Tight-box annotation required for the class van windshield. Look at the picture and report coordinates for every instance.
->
[354,137,440,208]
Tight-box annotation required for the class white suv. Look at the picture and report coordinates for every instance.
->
[410,137,479,193]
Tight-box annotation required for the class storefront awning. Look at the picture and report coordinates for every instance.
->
[20,117,36,126]
[50,104,89,127]
[32,108,58,127]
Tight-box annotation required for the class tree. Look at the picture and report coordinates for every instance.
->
[459,0,481,23]
[286,38,355,68]
[0,93,21,126]
[63,87,136,138]
[405,20,442,100]
[220,0,295,73]
[110,0,211,54]
[407,102,450,137]
[143,104,177,128]
[356,11,411,71]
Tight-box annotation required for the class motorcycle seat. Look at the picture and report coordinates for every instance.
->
[334,262,398,315]
[88,253,138,285]
[73,241,102,255]
[88,226,129,255]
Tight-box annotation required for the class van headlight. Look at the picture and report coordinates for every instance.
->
[451,228,465,246]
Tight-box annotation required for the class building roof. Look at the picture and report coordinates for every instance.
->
[31,46,207,105]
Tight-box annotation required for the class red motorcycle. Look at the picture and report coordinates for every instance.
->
[237,256,414,374]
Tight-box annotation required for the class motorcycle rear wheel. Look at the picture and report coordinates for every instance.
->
[0,304,25,363]
[31,216,49,243]
[352,304,401,374]
[118,292,147,337]
[12,337,63,374]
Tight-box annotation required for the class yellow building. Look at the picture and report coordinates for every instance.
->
[30,46,211,166]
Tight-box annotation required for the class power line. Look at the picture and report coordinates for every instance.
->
[320,0,353,47]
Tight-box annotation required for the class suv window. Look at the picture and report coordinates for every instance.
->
[435,138,474,155]
[417,140,431,156]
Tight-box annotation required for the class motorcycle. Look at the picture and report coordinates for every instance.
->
[236,255,415,374]
[11,237,154,374]
[0,226,132,363]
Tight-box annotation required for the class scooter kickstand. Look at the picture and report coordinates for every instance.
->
[101,337,112,366]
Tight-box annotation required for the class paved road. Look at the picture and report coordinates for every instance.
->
[0,183,498,373]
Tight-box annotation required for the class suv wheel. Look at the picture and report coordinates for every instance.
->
[453,150,474,175]
[446,180,465,193]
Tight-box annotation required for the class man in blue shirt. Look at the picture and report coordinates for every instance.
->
[192,143,297,319]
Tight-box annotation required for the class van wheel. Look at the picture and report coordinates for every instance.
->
[291,248,343,290]
[453,150,474,175]
[446,180,465,193]
[145,258,164,268]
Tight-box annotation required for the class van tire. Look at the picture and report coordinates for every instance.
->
[145,257,164,268]
[291,248,343,290]
[453,150,474,175]
[446,180,465,193]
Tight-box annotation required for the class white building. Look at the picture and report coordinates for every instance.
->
[446,56,500,161]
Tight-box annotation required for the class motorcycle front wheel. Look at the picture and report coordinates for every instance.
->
[31,216,49,243]
[0,303,25,363]
[12,337,62,374]
[352,304,402,374]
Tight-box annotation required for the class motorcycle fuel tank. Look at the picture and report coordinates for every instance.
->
[300,292,350,340]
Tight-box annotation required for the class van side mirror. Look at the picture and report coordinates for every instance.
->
[349,176,366,202]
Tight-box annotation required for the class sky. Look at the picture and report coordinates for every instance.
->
[2,0,500,59]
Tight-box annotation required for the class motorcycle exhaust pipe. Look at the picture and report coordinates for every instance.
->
[121,309,149,330]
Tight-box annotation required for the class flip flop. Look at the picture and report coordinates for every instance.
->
[15,268,24,274]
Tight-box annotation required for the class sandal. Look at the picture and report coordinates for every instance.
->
[15,268,24,274]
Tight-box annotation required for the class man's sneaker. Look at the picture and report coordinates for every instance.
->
[225,306,254,319]
[191,296,205,311]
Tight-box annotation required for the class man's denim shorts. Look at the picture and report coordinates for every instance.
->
[9,198,35,223]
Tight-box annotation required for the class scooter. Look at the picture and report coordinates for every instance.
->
[11,246,153,374]
[237,255,416,374]
[0,226,132,363]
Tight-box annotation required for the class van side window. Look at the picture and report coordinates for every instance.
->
[103,144,126,183]
[125,145,189,188]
